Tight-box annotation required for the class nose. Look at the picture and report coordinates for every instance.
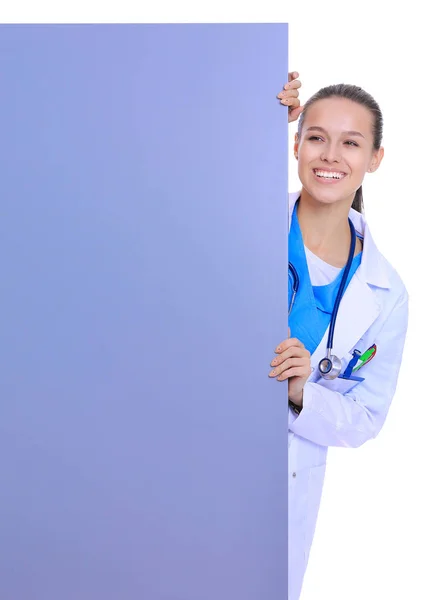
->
[320,142,341,163]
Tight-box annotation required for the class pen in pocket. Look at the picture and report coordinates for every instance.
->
[352,344,377,372]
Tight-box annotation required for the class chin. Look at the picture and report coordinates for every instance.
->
[301,179,355,207]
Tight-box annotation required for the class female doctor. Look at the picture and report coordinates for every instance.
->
[271,73,409,600]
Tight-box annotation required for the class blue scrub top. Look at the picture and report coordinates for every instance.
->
[288,201,362,355]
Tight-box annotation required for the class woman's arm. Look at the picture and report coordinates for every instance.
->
[289,290,409,448]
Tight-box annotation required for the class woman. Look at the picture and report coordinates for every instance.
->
[272,73,409,599]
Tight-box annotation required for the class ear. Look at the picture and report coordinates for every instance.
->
[368,146,384,173]
[294,133,299,160]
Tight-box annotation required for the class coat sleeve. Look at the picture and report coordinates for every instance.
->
[288,289,409,448]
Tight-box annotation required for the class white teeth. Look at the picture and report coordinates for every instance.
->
[314,169,345,180]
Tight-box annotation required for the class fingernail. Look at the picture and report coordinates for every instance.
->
[270,370,277,376]
[276,346,282,352]
[271,359,277,366]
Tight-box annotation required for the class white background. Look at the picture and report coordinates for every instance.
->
[3,3,425,599]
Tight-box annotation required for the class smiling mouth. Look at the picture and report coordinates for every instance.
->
[313,169,346,180]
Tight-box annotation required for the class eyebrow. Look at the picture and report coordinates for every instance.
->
[306,126,365,139]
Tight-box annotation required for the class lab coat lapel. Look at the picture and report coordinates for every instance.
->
[308,273,381,379]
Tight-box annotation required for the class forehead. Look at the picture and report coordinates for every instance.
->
[303,97,374,135]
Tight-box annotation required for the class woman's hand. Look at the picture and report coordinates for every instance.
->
[268,330,312,406]
[277,71,304,123]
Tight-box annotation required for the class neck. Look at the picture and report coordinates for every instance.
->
[297,188,355,267]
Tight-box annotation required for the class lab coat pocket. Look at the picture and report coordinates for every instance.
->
[315,375,364,395]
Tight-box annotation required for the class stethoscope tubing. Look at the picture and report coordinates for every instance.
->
[288,217,356,351]
[288,262,299,316]
[326,218,356,350]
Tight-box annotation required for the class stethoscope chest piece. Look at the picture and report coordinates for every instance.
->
[318,351,342,380]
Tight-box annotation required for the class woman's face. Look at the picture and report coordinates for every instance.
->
[295,97,384,206]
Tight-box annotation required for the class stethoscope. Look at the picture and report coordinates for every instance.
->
[288,218,357,380]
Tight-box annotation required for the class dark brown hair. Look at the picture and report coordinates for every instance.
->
[297,84,383,213]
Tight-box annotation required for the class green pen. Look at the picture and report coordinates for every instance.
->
[352,344,376,372]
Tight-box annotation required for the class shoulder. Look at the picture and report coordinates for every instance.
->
[351,209,408,304]
[368,241,407,299]
[365,248,409,329]
[381,255,408,308]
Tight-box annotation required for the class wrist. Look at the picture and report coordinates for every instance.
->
[288,390,303,407]
[288,387,304,414]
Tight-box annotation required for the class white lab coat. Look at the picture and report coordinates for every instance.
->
[287,191,409,600]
